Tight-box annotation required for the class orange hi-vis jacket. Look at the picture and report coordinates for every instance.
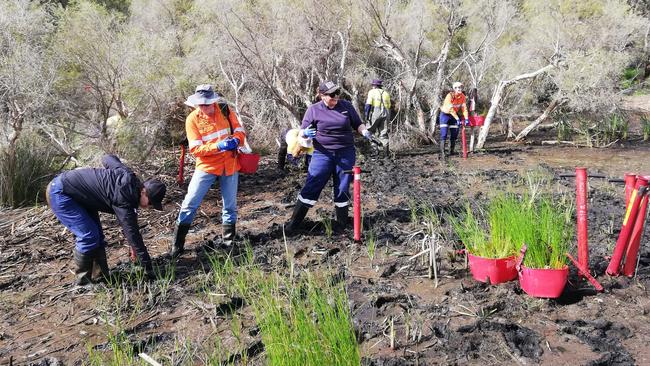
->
[186,105,247,176]
[440,92,469,121]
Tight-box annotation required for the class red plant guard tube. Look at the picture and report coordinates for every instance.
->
[576,167,589,272]
[566,253,603,292]
[624,173,636,207]
[622,188,649,277]
[178,144,186,185]
[353,166,362,242]
[607,177,649,276]
[461,126,468,160]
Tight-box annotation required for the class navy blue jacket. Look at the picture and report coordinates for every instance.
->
[60,155,151,267]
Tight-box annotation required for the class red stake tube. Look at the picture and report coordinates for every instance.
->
[607,177,649,276]
[461,126,468,160]
[353,166,362,242]
[622,188,649,276]
[566,253,604,292]
[575,167,589,272]
[624,173,636,207]
[178,144,186,185]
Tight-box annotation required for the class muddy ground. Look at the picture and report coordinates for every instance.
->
[1,138,650,366]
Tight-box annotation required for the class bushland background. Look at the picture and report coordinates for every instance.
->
[1,0,650,208]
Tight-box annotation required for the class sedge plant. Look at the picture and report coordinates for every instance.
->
[450,194,532,259]
[523,197,573,269]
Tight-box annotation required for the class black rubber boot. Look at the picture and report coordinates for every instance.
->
[439,141,446,161]
[170,223,191,259]
[222,223,236,247]
[94,246,110,282]
[450,139,456,156]
[285,201,310,233]
[335,206,349,228]
[73,248,94,285]
[277,142,288,170]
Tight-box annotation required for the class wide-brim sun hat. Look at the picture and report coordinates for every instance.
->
[452,81,463,89]
[186,84,220,106]
[371,79,383,86]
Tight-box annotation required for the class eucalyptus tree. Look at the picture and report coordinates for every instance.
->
[0,0,63,206]
[475,0,647,148]
[183,0,357,131]
[361,0,466,135]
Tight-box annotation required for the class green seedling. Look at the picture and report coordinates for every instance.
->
[366,231,377,262]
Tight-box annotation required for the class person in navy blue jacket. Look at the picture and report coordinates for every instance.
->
[285,81,374,233]
[46,155,166,285]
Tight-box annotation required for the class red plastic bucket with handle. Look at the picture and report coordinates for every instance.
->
[516,245,568,298]
[469,115,485,127]
[238,152,260,174]
[467,253,518,284]
[518,265,569,298]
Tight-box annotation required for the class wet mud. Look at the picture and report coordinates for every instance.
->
[2,142,650,365]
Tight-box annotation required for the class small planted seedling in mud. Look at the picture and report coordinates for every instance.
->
[153,261,176,303]
[408,199,419,224]
[366,230,377,262]
[320,215,333,238]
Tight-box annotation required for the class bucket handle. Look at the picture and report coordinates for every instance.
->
[516,244,528,273]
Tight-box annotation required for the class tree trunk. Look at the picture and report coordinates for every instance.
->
[514,96,565,141]
[476,64,554,149]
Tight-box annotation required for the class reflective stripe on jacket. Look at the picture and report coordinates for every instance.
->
[186,105,247,176]
[440,92,468,120]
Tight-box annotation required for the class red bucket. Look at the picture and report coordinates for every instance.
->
[469,115,485,127]
[467,253,518,284]
[238,153,260,174]
[518,265,568,298]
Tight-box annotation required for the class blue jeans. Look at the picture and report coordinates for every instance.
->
[48,175,106,253]
[298,146,355,208]
[177,169,239,225]
[440,112,460,141]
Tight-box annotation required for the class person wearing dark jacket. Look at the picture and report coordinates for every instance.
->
[47,154,166,285]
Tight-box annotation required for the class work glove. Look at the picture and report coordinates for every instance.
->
[217,137,240,151]
[302,127,317,138]
[362,129,373,140]
[464,119,470,126]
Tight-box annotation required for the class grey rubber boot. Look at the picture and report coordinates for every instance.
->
[449,139,456,156]
[285,201,310,233]
[222,223,236,246]
[170,223,191,258]
[73,248,94,285]
[439,141,446,161]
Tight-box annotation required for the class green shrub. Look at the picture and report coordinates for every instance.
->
[0,133,59,208]
[642,116,650,142]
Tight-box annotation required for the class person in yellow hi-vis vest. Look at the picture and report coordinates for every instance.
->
[170,85,247,258]
[364,79,391,154]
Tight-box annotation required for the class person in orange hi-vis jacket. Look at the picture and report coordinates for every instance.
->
[169,84,247,258]
[439,81,469,160]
